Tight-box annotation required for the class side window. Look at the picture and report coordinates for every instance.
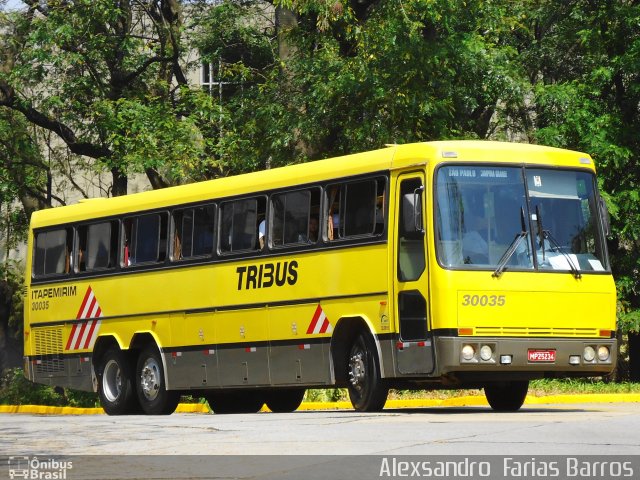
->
[172,205,215,260]
[219,197,266,253]
[397,177,426,281]
[33,227,73,277]
[271,189,320,247]
[122,213,168,266]
[77,221,118,272]
[326,177,386,241]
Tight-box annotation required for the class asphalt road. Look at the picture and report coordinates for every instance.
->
[2,403,639,479]
[2,402,640,455]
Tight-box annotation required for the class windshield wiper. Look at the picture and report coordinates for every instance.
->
[535,205,582,279]
[493,207,528,278]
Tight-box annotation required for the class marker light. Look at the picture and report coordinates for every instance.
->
[569,355,581,365]
[480,345,493,361]
[597,346,610,361]
[583,346,596,362]
[462,345,475,361]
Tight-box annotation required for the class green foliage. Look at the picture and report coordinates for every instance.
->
[0,368,99,407]
[0,259,24,341]
[304,388,348,402]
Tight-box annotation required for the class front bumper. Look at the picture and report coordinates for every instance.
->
[435,336,617,377]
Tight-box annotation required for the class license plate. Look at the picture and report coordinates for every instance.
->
[528,349,556,362]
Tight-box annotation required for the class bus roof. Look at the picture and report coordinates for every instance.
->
[30,141,594,229]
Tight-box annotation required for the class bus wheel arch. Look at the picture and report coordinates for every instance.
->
[330,316,388,412]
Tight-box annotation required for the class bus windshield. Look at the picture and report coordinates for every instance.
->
[435,165,609,273]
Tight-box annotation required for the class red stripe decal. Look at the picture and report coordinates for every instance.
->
[73,322,88,350]
[65,325,77,350]
[83,319,99,349]
[320,317,331,333]
[76,287,92,319]
[306,305,322,334]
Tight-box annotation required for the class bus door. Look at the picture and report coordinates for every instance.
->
[394,172,434,374]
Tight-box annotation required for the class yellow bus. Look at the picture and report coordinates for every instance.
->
[23,141,616,415]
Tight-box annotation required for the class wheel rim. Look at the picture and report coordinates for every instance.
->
[140,356,161,402]
[102,359,122,403]
[348,340,368,395]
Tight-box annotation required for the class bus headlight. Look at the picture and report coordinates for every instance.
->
[583,346,596,362]
[479,345,493,361]
[597,346,610,361]
[462,345,475,361]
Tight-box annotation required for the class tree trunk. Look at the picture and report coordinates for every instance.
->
[111,168,128,197]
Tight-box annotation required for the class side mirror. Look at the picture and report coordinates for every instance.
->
[599,197,611,236]
[402,186,425,235]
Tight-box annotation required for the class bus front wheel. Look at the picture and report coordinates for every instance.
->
[484,380,529,412]
[346,331,388,412]
[97,347,138,415]
[135,346,180,415]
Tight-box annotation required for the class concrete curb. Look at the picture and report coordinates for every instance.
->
[1,393,639,415]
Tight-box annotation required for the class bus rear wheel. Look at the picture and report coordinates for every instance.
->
[484,380,529,412]
[97,347,138,415]
[265,389,306,413]
[135,346,180,415]
[206,392,264,414]
[346,331,388,412]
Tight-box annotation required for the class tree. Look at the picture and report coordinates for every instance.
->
[0,0,222,197]
[509,0,640,379]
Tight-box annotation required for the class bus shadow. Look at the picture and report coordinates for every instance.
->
[379,406,593,414]
[291,406,596,415]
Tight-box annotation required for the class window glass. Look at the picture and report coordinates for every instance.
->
[435,166,532,269]
[34,228,73,276]
[173,205,215,260]
[326,178,385,241]
[219,197,265,253]
[122,213,167,266]
[397,178,426,281]
[435,165,609,273]
[271,189,320,247]
[77,221,118,271]
[527,169,608,272]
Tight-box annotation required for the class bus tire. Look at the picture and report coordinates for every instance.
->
[265,389,306,413]
[346,331,388,412]
[484,380,529,412]
[206,392,264,414]
[97,347,138,415]
[135,345,180,415]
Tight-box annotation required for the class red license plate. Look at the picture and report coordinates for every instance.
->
[528,349,556,362]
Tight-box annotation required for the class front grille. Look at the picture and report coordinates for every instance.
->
[34,327,63,355]
[474,326,599,337]
[33,327,65,374]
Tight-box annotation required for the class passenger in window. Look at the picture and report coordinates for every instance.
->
[78,248,86,272]
[308,215,319,242]
[258,220,266,249]
[124,241,133,266]
[462,216,489,264]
